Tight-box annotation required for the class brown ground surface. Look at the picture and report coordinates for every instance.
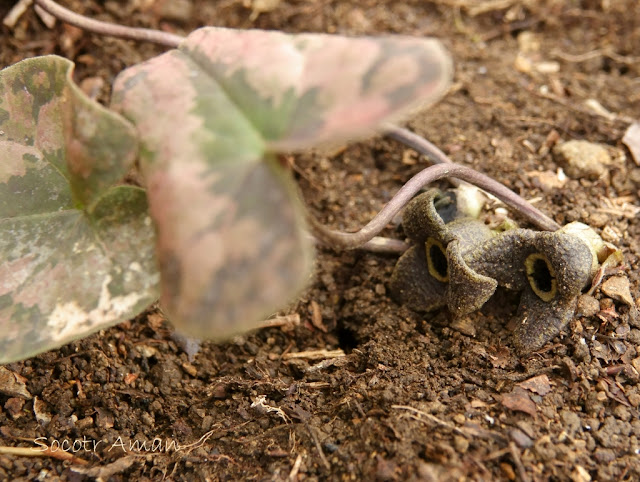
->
[1,1,640,480]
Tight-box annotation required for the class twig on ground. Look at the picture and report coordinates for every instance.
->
[509,441,531,482]
[486,447,510,460]
[305,423,331,470]
[251,395,292,423]
[307,357,351,373]
[70,457,138,479]
[257,314,301,330]
[0,445,89,465]
[359,236,410,254]
[310,300,327,332]
[392,405,470,438]
[301,381,331,388]
[529,88,634,125]
[431,0,517,16]
[3,0,33,28]
[282,349,345,361]
[288,454,303,481]
[551,47,640,65]
[34,5,56,28]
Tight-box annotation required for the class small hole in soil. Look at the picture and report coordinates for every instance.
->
[336,325,359,352]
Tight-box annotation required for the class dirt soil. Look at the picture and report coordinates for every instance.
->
[1,1,640,480]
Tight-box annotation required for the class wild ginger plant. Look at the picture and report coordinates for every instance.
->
[0,1,623,363]
[0,9,453,363]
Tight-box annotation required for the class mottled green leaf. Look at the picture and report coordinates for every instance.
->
[0,56,139,210]
[0,56,159,363]
[111,28,452,339]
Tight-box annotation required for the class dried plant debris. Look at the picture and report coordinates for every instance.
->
[390,188,623,353]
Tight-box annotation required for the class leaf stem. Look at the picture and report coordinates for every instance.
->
[383,127,561,231]
[384,123,454,166]
[34,0,184,47]
[384,123,466,188]
[308,160,561,251]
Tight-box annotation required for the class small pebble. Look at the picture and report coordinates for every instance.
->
[527,169,567,191]
[516,420,536,439]
[561,410,581,435]
[0,367,32,399]
[4,397,25,419]
[154,0,193,22]
[601,276,635,306]
[75,416,94,429]
[451,317,477,337]
[613,405,631,422]
[572,465,592,482]
[576,295,600,318]
[33,397,51,425]
[510,428,533,449]
[500,462,517,480]
[554,140,612,179]
[627,393,640,407]
[594,447,616,463]
[181,361,198,377]
[587,212,609,228]
[453,435,469,453]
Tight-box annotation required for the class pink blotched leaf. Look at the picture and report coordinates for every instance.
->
[0,56,159,363]
[111,27,452,339]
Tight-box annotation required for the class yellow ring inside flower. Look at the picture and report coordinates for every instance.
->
[525,253,557,302]
[426,237,449,282]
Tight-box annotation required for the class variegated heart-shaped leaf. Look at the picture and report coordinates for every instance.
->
[111,27,452,339]
[0,56,159,363]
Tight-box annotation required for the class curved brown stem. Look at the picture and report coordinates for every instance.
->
[384,123,465,188]
[384,124,454,166]
[34,0,184,47]
[308,162,561,250]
